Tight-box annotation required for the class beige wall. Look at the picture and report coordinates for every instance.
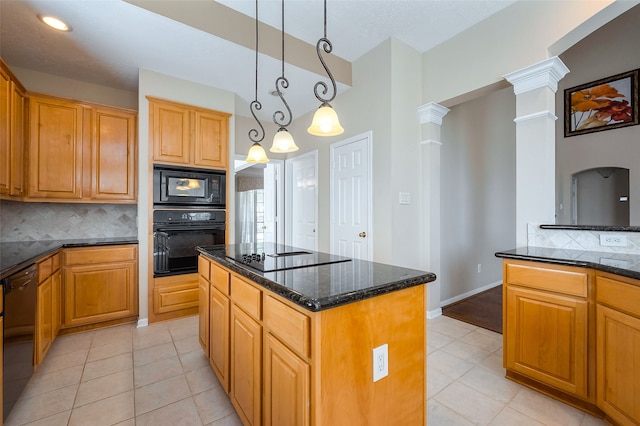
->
[556,4,640,225]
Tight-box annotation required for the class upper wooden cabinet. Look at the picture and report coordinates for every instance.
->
[148,97,230,170]
[27,93,137,203]
[0,58,27,199]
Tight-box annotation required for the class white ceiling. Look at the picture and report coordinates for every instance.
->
[0,0,516,121]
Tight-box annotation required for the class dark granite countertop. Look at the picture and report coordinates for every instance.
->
[539,224,640,232]
[0,237,139,280]
[495,246,640,281]
[198,244,436,312]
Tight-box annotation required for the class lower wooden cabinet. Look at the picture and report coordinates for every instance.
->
[231,301,262,426]
[198,275,210,356]
[209,285,230,392]
[63,245,138,328]
[505,285,589,397]
[596,273,640,426]
[264,333,310,426]
[36,252,61,365]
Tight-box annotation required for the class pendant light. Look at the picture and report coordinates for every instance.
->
[246,0,269,163]
[307,0,344,136]
[270,0,298,153]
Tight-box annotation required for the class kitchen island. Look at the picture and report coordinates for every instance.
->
[197,243,435,426]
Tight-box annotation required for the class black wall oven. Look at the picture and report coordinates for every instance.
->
[153,165,226,208]
[153,210,225,277]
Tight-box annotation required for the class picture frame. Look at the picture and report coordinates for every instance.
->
[564,69,639,137]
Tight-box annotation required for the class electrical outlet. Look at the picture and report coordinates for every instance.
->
[600,234,628,247]
[373,344,388,382]
[477,264,481,273]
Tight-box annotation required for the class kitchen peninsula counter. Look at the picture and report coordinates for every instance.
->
[495,246,640,281]
[197,243,434,426]
[0,237,138,279]
[197,243,436,311]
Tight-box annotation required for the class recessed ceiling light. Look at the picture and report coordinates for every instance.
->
[38,15,72,32]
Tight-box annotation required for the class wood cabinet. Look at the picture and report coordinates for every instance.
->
[198,274,210,356]
[1,59,27,199]
[63,245,138,328]
[151,273,199,321]
[36,252,62,365]
[148,96,230,170]
[230,275,263,426]
[596,273,640,426]
[27,93,137,203]
[199,255,427,426]
[503,260,593,401]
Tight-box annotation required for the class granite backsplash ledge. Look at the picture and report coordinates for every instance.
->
[0,200,138,242]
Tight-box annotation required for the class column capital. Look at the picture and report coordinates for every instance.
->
[417,102,450,126]
[503,56,570,95]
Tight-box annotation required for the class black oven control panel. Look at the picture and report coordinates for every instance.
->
[153,209,226,226]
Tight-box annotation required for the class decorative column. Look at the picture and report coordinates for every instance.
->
[417,102,450,318]
[503,57,569,246]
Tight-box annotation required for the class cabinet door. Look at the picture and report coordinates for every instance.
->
[597,304,640,425]
[231,305,262,426]
[193,110,229,169]
[52,269,62,337]
[198,276,210,355]
[150,99,190,165]
[28,96,84,199]
[37,277,53,365]
[264,333,310,426]
[210,285,230,393]
[64,261,137,327]
[505,286,589,398]
[91,108,136,201]
[0,65,9,195]
[10,82,26,196]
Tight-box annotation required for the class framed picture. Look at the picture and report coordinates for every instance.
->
[564,69,639,137]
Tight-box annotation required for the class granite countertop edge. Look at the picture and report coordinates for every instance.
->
[198,248,436,312]
[1,237,139,280]
[495,247,640,282]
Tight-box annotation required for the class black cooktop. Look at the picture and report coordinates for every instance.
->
[225,243,351,272]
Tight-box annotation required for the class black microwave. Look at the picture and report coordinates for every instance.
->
[153,165,226,208]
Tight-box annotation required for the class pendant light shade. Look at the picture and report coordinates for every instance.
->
[308,0,343,137]
[270,127,299,153]
[307,102,344,136]
[246,142,270,163]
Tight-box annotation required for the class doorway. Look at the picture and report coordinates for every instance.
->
[234,158,283,245]
[285,151,318,251]
[571,167,630,226]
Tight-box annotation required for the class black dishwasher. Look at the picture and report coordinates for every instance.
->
[2,264,37,420]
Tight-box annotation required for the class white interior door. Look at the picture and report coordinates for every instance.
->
[286,151,318,250]
[331,132,372,261]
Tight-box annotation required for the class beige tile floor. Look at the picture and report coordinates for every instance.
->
[5,314,607,425]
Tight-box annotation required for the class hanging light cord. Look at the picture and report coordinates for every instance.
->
[249,0,265,143]
[313,0,337,104]
[273,0,292,128]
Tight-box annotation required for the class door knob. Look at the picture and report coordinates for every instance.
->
[359,232,367,238]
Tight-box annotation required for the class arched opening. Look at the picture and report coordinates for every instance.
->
[571,167,629,226]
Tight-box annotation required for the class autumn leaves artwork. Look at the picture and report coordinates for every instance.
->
[564,69,639,137]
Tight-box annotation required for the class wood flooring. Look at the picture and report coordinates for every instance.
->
[442,285,503,334]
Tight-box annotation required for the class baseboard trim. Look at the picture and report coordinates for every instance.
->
[427,308,442,319]
[440,280,502,308]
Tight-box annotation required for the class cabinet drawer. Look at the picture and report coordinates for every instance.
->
[38,256,52,282]
[231,275,261,320]
[51,252,61,272]
[597,274,640,318]
[211,263,230,295]
[154,282,199,314]
[265,295,310,358]
[64,245,137,265]
[505,261,589,297]
[198,256,210,281]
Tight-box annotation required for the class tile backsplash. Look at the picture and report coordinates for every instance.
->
[0,200,138,242]
[528,223,640,254]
